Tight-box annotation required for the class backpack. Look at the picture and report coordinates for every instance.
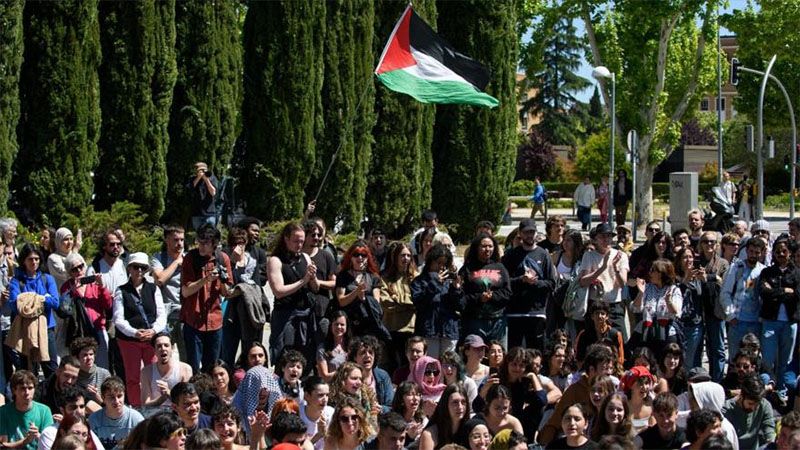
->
[541,186,548,202]
[561,262,587,320]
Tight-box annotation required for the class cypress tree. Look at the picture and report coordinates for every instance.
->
[165,1,242,224]
[431,0,518,241]
[0,1,23,214]
[13,0,101,223]
[239,1,325,221]
[95,0,177,221]
[365,0,437,236]
[308,0,375,232]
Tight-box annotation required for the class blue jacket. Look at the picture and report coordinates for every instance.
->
[373,367,394,412]
[531,184,546,204]
[9,269,60,329]
[410,272,464,340]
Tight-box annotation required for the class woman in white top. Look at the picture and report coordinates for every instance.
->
[440,351,479,405]
[631,259,683,356]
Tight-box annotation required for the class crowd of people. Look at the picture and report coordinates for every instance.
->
[1,193,800,450]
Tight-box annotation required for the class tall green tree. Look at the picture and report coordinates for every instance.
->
[431,0,519,241]
[13,0,101,223]
[165,1,242,224]
[520,16,591,146]
[0,1,23,215]
[95,0,177,221]
[308,0,374,233]
[569,0,720,223]
[724,1,800,128]
[366,0,436,235]
[239,1,325,221]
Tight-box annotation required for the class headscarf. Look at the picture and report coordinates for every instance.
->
[54,227,73,256]
[407,355,446,399]
[456,417,488,448]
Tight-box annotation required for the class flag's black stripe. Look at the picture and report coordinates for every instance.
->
[408,10,491,90]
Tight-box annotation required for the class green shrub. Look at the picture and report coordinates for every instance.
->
[510,179,535,196]
[765,193,790,209]
[60,201,164,257]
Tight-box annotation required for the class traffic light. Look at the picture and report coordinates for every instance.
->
[731,58,741,86]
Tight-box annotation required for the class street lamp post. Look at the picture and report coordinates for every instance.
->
[593,66,616,227]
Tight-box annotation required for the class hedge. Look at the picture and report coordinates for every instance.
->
[513,180,715,199]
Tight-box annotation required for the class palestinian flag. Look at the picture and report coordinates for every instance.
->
[375,4,499,108]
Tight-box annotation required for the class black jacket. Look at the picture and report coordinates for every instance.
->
[758,263,800,321]
[501,246,556,314]
[458,261,511,320]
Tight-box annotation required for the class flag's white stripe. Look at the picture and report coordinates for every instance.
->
[405,47,473,86]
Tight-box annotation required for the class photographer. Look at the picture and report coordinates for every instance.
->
[180,224,232,373]
[187,161,219,231]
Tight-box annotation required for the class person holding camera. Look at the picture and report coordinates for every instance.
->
[113,252,167,406]
[187,161,219,231]
[180,224,232,373]
[60,253,112,368]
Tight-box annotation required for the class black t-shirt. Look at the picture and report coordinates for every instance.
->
[335,270,380,294]
[539,238,563,254]
[310,249,336,318]
[187,173,219,216]
[638,425,687,450]
[546,437,599,450]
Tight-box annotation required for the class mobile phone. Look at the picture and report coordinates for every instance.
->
[489,367,499,377]
[79,276,95,286]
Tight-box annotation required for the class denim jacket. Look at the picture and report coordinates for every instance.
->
[410,272,464,340]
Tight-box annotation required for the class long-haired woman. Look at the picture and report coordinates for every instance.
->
[325,396,373,450]
[674,247,705,371]
[419,384,471,450]
[630,259,683,357]
[316,310,350,382]
[380,243,417,373]
[411,244,464,359]
[459,233,511,344]
[336,241,389,341]
[391,381,428,446]
[550,229,586,336]
[592,392,633,442]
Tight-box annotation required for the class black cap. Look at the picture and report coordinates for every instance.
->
[591,222,617,238]
[519,218,536,232]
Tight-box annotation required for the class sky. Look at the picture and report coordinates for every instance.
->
[569,0,753,102]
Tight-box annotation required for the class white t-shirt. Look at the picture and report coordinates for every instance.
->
[300,402,334,450]
[579,248,629,304]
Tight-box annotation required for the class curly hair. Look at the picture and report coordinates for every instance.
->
[326,396,373,445]
[329,362,377,416]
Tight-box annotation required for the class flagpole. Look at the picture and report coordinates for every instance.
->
[313,80,373,202]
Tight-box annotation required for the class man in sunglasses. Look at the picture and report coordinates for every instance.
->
[629,220,662,273]
[696,230,730,382]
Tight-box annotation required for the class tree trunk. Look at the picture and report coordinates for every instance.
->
[635,154,655,228]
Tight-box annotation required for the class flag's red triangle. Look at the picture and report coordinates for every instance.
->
[375,5,417,74]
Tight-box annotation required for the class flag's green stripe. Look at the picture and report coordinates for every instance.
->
[377,69,499,108]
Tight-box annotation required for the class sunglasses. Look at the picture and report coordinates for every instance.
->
[424,369,440,377]
[130,265,148,272]
[353,252,368,258]
[70,264,85,273]
[107,242,122,247]
[646,227,660,233]
[339,414,359,423]
[701,240,717,245]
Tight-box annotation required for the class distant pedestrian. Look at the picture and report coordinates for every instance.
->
[573,177,596,231]
[597,176,610,223]
[530,177,546,222]
[614,170,633,227]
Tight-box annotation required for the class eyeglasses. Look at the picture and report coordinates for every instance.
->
[130,265,148,272]
[441,363,455,370]
[170,428,186,438]
[646,227,660,233]
[339,414,359,423]
[424,369,440,377]
[70,264,85,273]
[353,253,368,258]
[309,232,322,237]
[701,240,717,245]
